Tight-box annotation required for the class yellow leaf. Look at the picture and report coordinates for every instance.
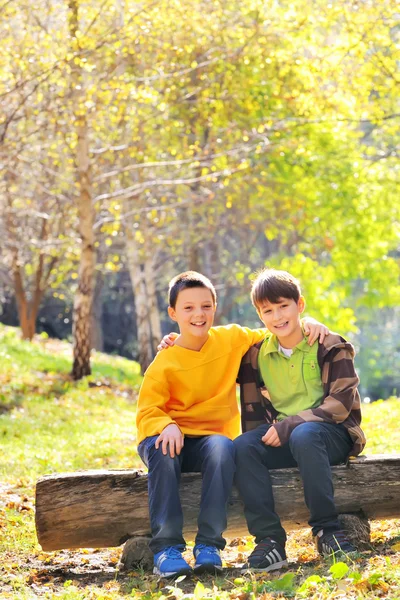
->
[391,542,400,552]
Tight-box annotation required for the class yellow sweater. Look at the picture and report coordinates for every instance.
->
[136,324,265,444]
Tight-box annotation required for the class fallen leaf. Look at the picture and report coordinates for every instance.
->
[391,542,400,552]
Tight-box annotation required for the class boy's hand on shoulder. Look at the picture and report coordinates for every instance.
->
[262,426,281,447]
[303,318,329,346]
[155,424,184,457]
[157,332,179,352]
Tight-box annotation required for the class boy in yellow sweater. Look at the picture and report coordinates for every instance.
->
[136,271,327,578]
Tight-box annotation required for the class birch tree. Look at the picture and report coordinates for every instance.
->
[67,0,96,379]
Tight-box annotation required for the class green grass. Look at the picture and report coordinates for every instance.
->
[362,397,400,454]
[1,324,400,599]
[0,325,143,485]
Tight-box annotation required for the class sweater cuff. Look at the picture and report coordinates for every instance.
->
[274,416,304,446]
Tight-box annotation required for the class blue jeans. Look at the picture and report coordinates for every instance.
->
[233,422,353,545]
[138,434,236,554]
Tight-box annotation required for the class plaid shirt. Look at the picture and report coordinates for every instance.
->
[238,333,366,457]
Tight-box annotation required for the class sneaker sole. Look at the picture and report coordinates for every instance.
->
[153,566,192,578]
[320,550,358,558]
[241,559,288,574]
[193,563,223,575]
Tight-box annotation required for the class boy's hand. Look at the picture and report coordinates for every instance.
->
[262,426,281,447]
[303,319,329,346]
[155,424,184,457]
[157,332,179,352]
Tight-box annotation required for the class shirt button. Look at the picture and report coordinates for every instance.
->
[291,364,294,368]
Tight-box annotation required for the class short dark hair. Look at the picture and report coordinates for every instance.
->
[168,271,217,309]
[251,268,301,308]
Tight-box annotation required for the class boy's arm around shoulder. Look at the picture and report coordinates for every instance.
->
[227,324,267,352]
[235,319,328,352]
[273,335,361,446]
[219,323,266,345]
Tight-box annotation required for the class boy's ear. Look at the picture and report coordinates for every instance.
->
[168,306,177,322]
[298,296,306,314]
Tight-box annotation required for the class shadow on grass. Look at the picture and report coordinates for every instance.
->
[28,541,400,598]
[0,400,21,414]
[0,373,72,407]
[42,567,247,596]
[29,566,118,589]
[4,341,141,390]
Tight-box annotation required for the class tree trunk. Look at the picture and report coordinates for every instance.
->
[91,272,104,351]
[13,267,34,340]
[69,0,96,380]
[6,174,45,341]
[143,246,162,353]
[125,227,153,373]
[12,246,45,341]
[71,120,95,378]
[35,454,400,552]
[18,301,37,341]
[202,239,219,280]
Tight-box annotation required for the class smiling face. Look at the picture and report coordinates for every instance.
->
[257,296,305,348]
[168,286,216,350]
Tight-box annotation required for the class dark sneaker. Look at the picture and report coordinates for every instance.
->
[193,544,223,574]
[153,546,192,578]
[241,538,288,573]
[315,529,357,557]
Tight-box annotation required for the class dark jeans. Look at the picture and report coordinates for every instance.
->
[233,422,353,546]
[138,434,236,554]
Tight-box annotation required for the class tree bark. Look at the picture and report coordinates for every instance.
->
[143,244,162,353]
[125,226,153,373]
[71,119,95,378]
[17,297,38,340]
[9,205,56,340]
[91,272,104,351]
[13,264,37,340]
[35,454,400,552]
[68,0,96,380]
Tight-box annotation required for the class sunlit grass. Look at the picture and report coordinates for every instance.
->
[0,325,143,485]
[361,397,400,454]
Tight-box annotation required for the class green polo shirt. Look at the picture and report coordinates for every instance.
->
[258,334,324,420]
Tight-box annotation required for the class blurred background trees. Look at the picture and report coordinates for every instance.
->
[0,0,399,395]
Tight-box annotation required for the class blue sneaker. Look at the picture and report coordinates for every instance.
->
[193,544,223,574]
[153,546,192,578]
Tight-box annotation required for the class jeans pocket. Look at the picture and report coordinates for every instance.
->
[137,440,147,465]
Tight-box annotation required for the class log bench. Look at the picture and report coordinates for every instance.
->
[35,454,400,570]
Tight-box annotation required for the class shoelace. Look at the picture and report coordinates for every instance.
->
[162,547,184,559]
[196,545,219,555]
[250,539,279,559]
[322,531,354,552]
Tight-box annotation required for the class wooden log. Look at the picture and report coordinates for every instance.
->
[35,454,400,552]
